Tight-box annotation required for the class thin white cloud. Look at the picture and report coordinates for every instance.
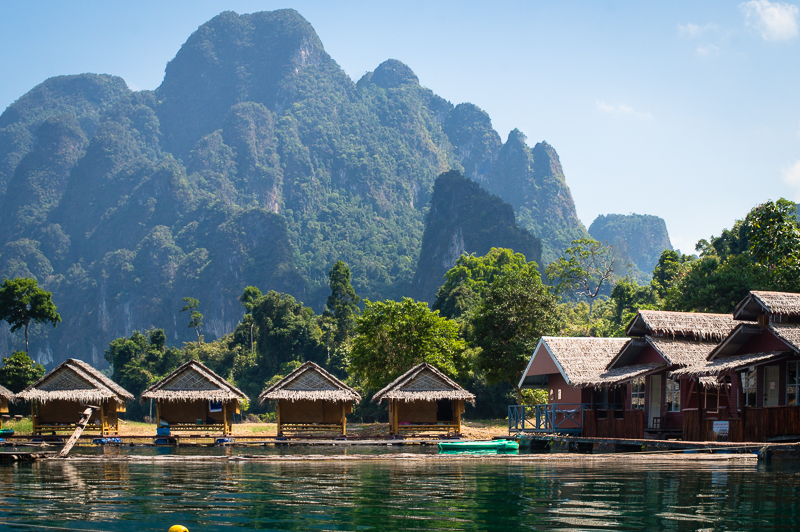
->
[596,101,654,120]
[740,0,799,41]
[696,44,721,56]
[782,160,800,201]
[678,22,718,38]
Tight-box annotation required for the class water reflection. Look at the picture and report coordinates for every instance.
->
[1,458,799,530]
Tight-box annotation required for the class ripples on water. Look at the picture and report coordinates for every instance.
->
[1,451,800,531]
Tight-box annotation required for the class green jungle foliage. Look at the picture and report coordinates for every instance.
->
[0,350,44,393]
[0,9,594,366]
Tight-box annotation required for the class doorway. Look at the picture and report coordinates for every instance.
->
[765,366,779,407]
[649,375,662,429]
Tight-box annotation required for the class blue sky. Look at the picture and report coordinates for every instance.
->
[2,1,800,254]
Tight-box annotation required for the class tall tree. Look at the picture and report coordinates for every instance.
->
[546,238,614,317]
[349,298,466,391]
[0,351,45,392]
[324,261,360,345]
[0,277,61,354]
[433,248,536,320]
[180,297,204,342]
[471,268,561,404]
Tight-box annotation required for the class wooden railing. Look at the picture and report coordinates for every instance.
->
[508,404,589,435]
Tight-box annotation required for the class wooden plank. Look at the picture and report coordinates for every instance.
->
[58,407,97,458]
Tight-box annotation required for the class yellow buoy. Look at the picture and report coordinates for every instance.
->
[169,526,189,532]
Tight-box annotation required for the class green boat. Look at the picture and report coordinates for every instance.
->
[0,428,14,436]
[437,440,519,452]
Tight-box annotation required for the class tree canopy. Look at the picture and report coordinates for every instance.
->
[348,297,466,391]
[546,238,614,317]
[471,268,561,403]
[0,277,61,354]
[0,351,45,393]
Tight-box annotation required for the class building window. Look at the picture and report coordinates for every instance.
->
[557,389,562,400]
[740,369,757,407]
[665,376,681,412]
[631,377,645,410]
[788,362,800,406]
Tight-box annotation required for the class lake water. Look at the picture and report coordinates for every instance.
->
[1,449,799,531]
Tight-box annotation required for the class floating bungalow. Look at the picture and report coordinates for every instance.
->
[600,310,742,439]
[16,358,133,436]
[0,385,13,428]
[516,337,633,436]
[373,362,475,436]
[673,291,800,442]
[141,360,248,436]
[258,361,361,436]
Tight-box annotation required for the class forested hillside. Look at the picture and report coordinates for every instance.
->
[589,213,673,283]
[0,9,592,366]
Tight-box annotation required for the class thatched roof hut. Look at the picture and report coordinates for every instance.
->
[18,358,133,405]
[258,361,360,404]
[141,360,248,436]
[373,362,475,405]
[625,310,739,341]
[0,384,14,404]
[373,363,474,436]
[258,361,360,436]
[17,358,133,436]
[142,360,248,404]
[670,352,782,379]
[733,290,800,320]
[520,337,632,389]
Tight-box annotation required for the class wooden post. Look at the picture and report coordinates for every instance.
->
[31,401,38,435]
[341,402,347,436]
[455,400,462,435]
[155,400,161,426]
[222,401,228,436]
[392,400,399,435]
[58,407,98,458]
[276,400,282,436]
[100,402,107,436]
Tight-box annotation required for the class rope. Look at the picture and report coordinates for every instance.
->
[0,520,113,531]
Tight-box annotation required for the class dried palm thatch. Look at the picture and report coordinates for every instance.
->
[735,291,800,319]
[538,337,631,387]
[646,337,717,367]
[0,384,14,403]
[626,310,739,341]
[141,360,249,404]
[372,362,475,405]
[585,362,666,387]
[670,352,782,379]
[17,358,133,405]
[258,361,361,405]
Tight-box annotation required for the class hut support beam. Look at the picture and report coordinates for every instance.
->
[341,402,346,436]
[277,401,282,436]
[456,400,462,435]
[223,401,229,436]
[31,401,38,435]
[156,401,161,427]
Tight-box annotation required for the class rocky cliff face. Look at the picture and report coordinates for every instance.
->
[410,171,541,303]
[0,9,587,366]
[589,213,673,283]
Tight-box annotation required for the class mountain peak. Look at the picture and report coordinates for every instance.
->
[362,59,419,89]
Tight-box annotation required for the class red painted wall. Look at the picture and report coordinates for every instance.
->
[525,344,560,377]
[547,372,582,404]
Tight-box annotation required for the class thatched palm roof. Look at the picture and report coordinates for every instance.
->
[141,360,249,404]
[589,362,666,387]
[734,291,800,320]
[258,361,361,405]
[670,352,784,379]
[625,310,739,341]
[525,337,631,388]
[0,384,14,403]
[17,358,133,405]
[373,362,475,405]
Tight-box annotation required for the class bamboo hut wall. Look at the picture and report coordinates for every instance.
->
[278,399,347,424]
[160,399,229,423]
[0,398,7,414]
[38,399,98,423]
[396,400,438,423]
